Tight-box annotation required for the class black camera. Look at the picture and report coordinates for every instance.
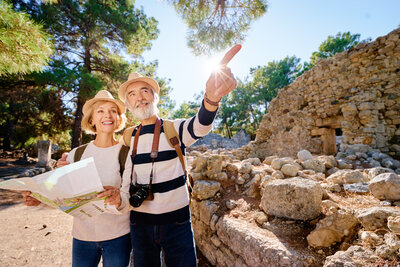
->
[129,183,153,207]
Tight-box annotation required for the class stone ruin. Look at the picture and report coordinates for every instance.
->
[188,28,400,266]
[253,28,400,159]
[188,147,400,266]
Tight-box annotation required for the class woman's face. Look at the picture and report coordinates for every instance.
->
[90,101,120,134]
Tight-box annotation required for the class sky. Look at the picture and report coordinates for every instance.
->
[134,0,400,108]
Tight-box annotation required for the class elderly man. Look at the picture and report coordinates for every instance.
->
[118,44,241,267]
[58,44,241,266]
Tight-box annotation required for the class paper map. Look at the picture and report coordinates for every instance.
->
[0,157,119,219]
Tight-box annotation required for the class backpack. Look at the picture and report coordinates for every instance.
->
[74,144,130,177]
[122,120,192,191]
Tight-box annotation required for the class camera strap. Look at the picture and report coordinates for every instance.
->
[130,117,161,201]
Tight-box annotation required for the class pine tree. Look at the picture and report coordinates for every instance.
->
[14,0,159,147]
[0,2,53,75]
[166,0,267,55]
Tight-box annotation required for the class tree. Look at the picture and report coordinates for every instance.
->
[166,0,267,55]
[301,32,369,73]
[172,91,202,119]
[251,56,301,110]
[217,80,260,137]
[14,0,159,148]
[0,67,73,150]
[172,101,199,119]
[214,56,301,137]
[0,2,53,76]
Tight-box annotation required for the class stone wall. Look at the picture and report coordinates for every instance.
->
[188,148,400,266]
[255,28,400,158]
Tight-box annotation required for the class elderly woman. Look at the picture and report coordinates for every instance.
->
[22,90,131,267]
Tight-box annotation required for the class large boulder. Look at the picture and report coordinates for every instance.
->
[356,207,400,231]
[326,170,365,185]
[192,180,220,200]
[215,216,306,266]
[297,150,313,161]
[369,173,400,201]
[323,246,379,267]
[198,200,219,226]
[270,157,295,170]
[191,155,208,173]
[388,216,400,234]
[301,159,326,173]
[261,177,323,220]
[317,155,338,169]
[244,174,262,198]
[280,164,301,177]
[307,209,359,248]
[367,167,394,180]
[205,155,224,179]
[375,232,400,259]
[239,161,253,174]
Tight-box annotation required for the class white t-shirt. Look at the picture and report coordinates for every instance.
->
[67,142,130,241]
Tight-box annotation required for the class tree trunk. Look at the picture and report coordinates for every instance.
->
[225,123,232,139]
[71,97,84,149]
[71,46,92,149]
[2,119,16,151]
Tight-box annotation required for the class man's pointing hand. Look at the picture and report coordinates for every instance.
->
[205,44,242,105]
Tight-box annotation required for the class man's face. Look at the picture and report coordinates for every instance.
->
[126,81,157,120]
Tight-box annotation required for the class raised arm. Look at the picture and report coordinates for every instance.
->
[204,44,242,111]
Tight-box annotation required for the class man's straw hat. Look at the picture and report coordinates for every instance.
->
[118,72,160,102]
[82,90,125,116]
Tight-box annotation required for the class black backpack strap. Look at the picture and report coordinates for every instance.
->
[118,145,130,176]
[73,144,88,162]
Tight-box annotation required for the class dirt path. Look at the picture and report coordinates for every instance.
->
[0,190,73,267]
[0,190,211,267]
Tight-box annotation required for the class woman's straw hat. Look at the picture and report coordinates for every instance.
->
[82,90,125,116]
[118,72,160,102]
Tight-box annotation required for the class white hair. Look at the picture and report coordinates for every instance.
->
[125,87,159,120]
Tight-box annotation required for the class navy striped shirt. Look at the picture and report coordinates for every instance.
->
[119,102,217,224]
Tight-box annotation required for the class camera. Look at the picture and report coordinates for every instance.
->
[129,183,153,207]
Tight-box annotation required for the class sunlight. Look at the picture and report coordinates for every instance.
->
[203,56,223,73]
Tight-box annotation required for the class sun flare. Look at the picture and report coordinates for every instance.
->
[203,57,222,73]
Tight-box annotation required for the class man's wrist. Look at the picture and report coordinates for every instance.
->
[204,93,221,107]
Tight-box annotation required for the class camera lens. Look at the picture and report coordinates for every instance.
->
[129,186,149,207]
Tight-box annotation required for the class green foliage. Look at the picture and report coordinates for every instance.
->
[0,2,53,75]
[215,56,301,137]
[300,32,368,74]
[172,101,200,119]
[250,56,301,109]
[157,76,176,119]
[172,91,203,119]
[166,0,267,55]
[0,70,73,150]
[217,81,254,137]
[12,0,160,147]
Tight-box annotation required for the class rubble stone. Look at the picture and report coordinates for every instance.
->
[261,177,323,220]
[369,173,400,201]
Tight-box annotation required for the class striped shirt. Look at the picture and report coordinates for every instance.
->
[119,102,217,224]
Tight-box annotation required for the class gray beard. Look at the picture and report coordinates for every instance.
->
[131,101,158,121]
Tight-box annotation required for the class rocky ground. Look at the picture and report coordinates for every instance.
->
[187,143,400,266]
[1,143,400,266]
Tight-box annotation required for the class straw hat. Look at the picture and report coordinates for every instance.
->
[118,72,160,102]
[82,90,125,116]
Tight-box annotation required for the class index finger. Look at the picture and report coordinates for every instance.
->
[219,44,242,66]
